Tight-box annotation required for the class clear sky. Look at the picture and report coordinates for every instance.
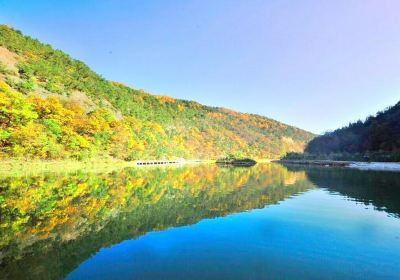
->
[1,0,399,133]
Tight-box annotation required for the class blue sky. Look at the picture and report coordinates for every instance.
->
[1,0,399,133]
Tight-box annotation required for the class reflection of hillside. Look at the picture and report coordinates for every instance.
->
[283,164,400,218]
[0,164,313,280]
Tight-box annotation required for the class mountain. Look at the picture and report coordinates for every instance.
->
[304,101,400,161]
[0,25,314,160]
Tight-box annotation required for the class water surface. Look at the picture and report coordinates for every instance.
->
[1,164,399,279]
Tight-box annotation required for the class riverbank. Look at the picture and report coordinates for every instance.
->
[0,158,271,176]
[0,158,136,176]
[277,159,349,167]
[348,162,400,171]
[0,158,217,177]
[276,159,400,172]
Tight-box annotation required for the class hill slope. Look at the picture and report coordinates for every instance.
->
[0,25,314,160]
[305,101,400,161]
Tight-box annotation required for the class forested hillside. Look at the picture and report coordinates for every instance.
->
[0,25,314,160]
[304,101,400,161]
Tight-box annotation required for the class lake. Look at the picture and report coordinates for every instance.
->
[1,163,400,279]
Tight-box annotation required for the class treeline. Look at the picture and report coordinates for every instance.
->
[0,25,314,160]
[290,101,400,162]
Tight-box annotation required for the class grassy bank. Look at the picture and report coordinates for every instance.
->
[0,157,272,177]
[0,158,218,177]
[0,158,137,177]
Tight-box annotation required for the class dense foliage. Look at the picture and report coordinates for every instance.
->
[302,101,400,161]
[0,25,314,160]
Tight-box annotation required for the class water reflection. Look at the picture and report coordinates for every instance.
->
[0,164,311,280]
[1,163,400,279]
[283,164,400,218]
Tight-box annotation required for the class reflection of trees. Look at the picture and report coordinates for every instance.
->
[283,164,400,218]
[0,164,313,280]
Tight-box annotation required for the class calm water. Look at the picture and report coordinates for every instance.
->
[1,164,400,279]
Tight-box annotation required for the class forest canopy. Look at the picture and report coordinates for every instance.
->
[285,101,400,162]
[0,25,314,160]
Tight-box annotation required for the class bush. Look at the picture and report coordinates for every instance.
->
[16,78,36,94]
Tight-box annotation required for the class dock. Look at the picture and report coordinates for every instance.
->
[133,159,184,166]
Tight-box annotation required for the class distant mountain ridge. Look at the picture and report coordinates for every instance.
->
[0,25,314,160]
[304,101,400,161]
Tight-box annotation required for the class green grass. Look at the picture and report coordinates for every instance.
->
[0,157,135,177]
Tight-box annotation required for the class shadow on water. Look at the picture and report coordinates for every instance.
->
[0,164,312,280]
[282,164,400,218]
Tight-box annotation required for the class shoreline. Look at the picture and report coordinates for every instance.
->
[276,159,349,167]
[0,158,134,177]
[2,158,400,176]
[276,159,400,172]
[0,158,213,177]
[0,158,274,176]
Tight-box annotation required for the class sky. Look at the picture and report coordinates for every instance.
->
[1,0,399,133]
